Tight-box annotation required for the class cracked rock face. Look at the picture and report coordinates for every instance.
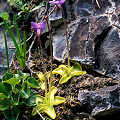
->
[78,83,120,120]
[51,0,120,80]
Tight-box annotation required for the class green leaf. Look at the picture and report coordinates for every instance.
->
[21,82,30,98]
[2,12,9,20]
[52,65,68,76]
[2,73,13,81]
[50,86,57,101]
[0,83,12,98]
[36,95,44,105]
[24,92,36,106]
[27,77,40,88]
[4,78,20,86]
[0,10,3,17]
[16,23,22,54]
[13,93,20,105]
[44,106,56,119]
[0,78,2,83]
[59,74,71,84]
[0,93,9,98]
[0,99,11,110]
[2,18,20,55]
[18,71,29,82]
[3,107,20,120]
[4,32,10,73]
[53,96,66,106]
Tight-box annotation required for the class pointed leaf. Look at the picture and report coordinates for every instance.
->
[24,92,36,106]
[21,82,30,98]
[13,93,20,105]
[0,93,9,98]
[52,65,68,76]
[59,74,71,84]
[44,106,56,119]
[27,77,40,88]
[2,73,13,81]
[53,96,65,106]
[18,71,30,82]
[36,95,44,105]
[50,86,57,101]
[0,99,11,110]
[4,78,20,85]
[3,107,20,120]
[70,62,82,73]
[0,83,12,98]
[70,71,86,77]
[32,104,48,115]
[2,12,9,20]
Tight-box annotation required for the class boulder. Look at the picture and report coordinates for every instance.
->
[50,0,120,80]
[78,83,120,120]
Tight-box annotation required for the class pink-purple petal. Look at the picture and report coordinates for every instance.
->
[31,22,38,33]
[60,0,65,4]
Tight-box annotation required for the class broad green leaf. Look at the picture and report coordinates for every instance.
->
[3,107,20,120]
[70,62,82,73]
[59,74,71,84]
[32,104,48,116]
[15,82,30,98]
[2,12,9,20]
[2,73,13,81]
[70,71,86,77]
[13,93,20,105]
[24,92,36,106]
[36,95,44,105]
[4,78,20,86]
[53,96,66,106]
[0,93,9,98]
[0,83,12,98]
[44,106,56,119]
[0,99,11,110]
[27,77,40,88]
[50,86,57,101]
[37,72,45,82]
[18,71,29,82]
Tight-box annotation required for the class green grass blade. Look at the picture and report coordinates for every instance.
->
[4,32,10,73]
[16,23,22,54]
[3,64,6,74]
[23,31,26,65]
[2,18,20,55]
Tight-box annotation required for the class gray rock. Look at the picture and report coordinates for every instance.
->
[78,83,120,119]
[50,0,120,80]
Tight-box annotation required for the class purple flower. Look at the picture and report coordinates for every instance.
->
[49,0,65,8]
[31,21,46,36]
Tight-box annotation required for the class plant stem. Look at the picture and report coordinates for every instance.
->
[60,7,70,73]
[46,18,53,105]
[38,36,47,104]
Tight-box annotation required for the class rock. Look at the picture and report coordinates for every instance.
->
[50,0,120,80]
[78,83,120,120]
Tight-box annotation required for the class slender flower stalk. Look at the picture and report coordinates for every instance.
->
[45,17,53,105]
[49,0,70,72]
[31,21,47,103]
